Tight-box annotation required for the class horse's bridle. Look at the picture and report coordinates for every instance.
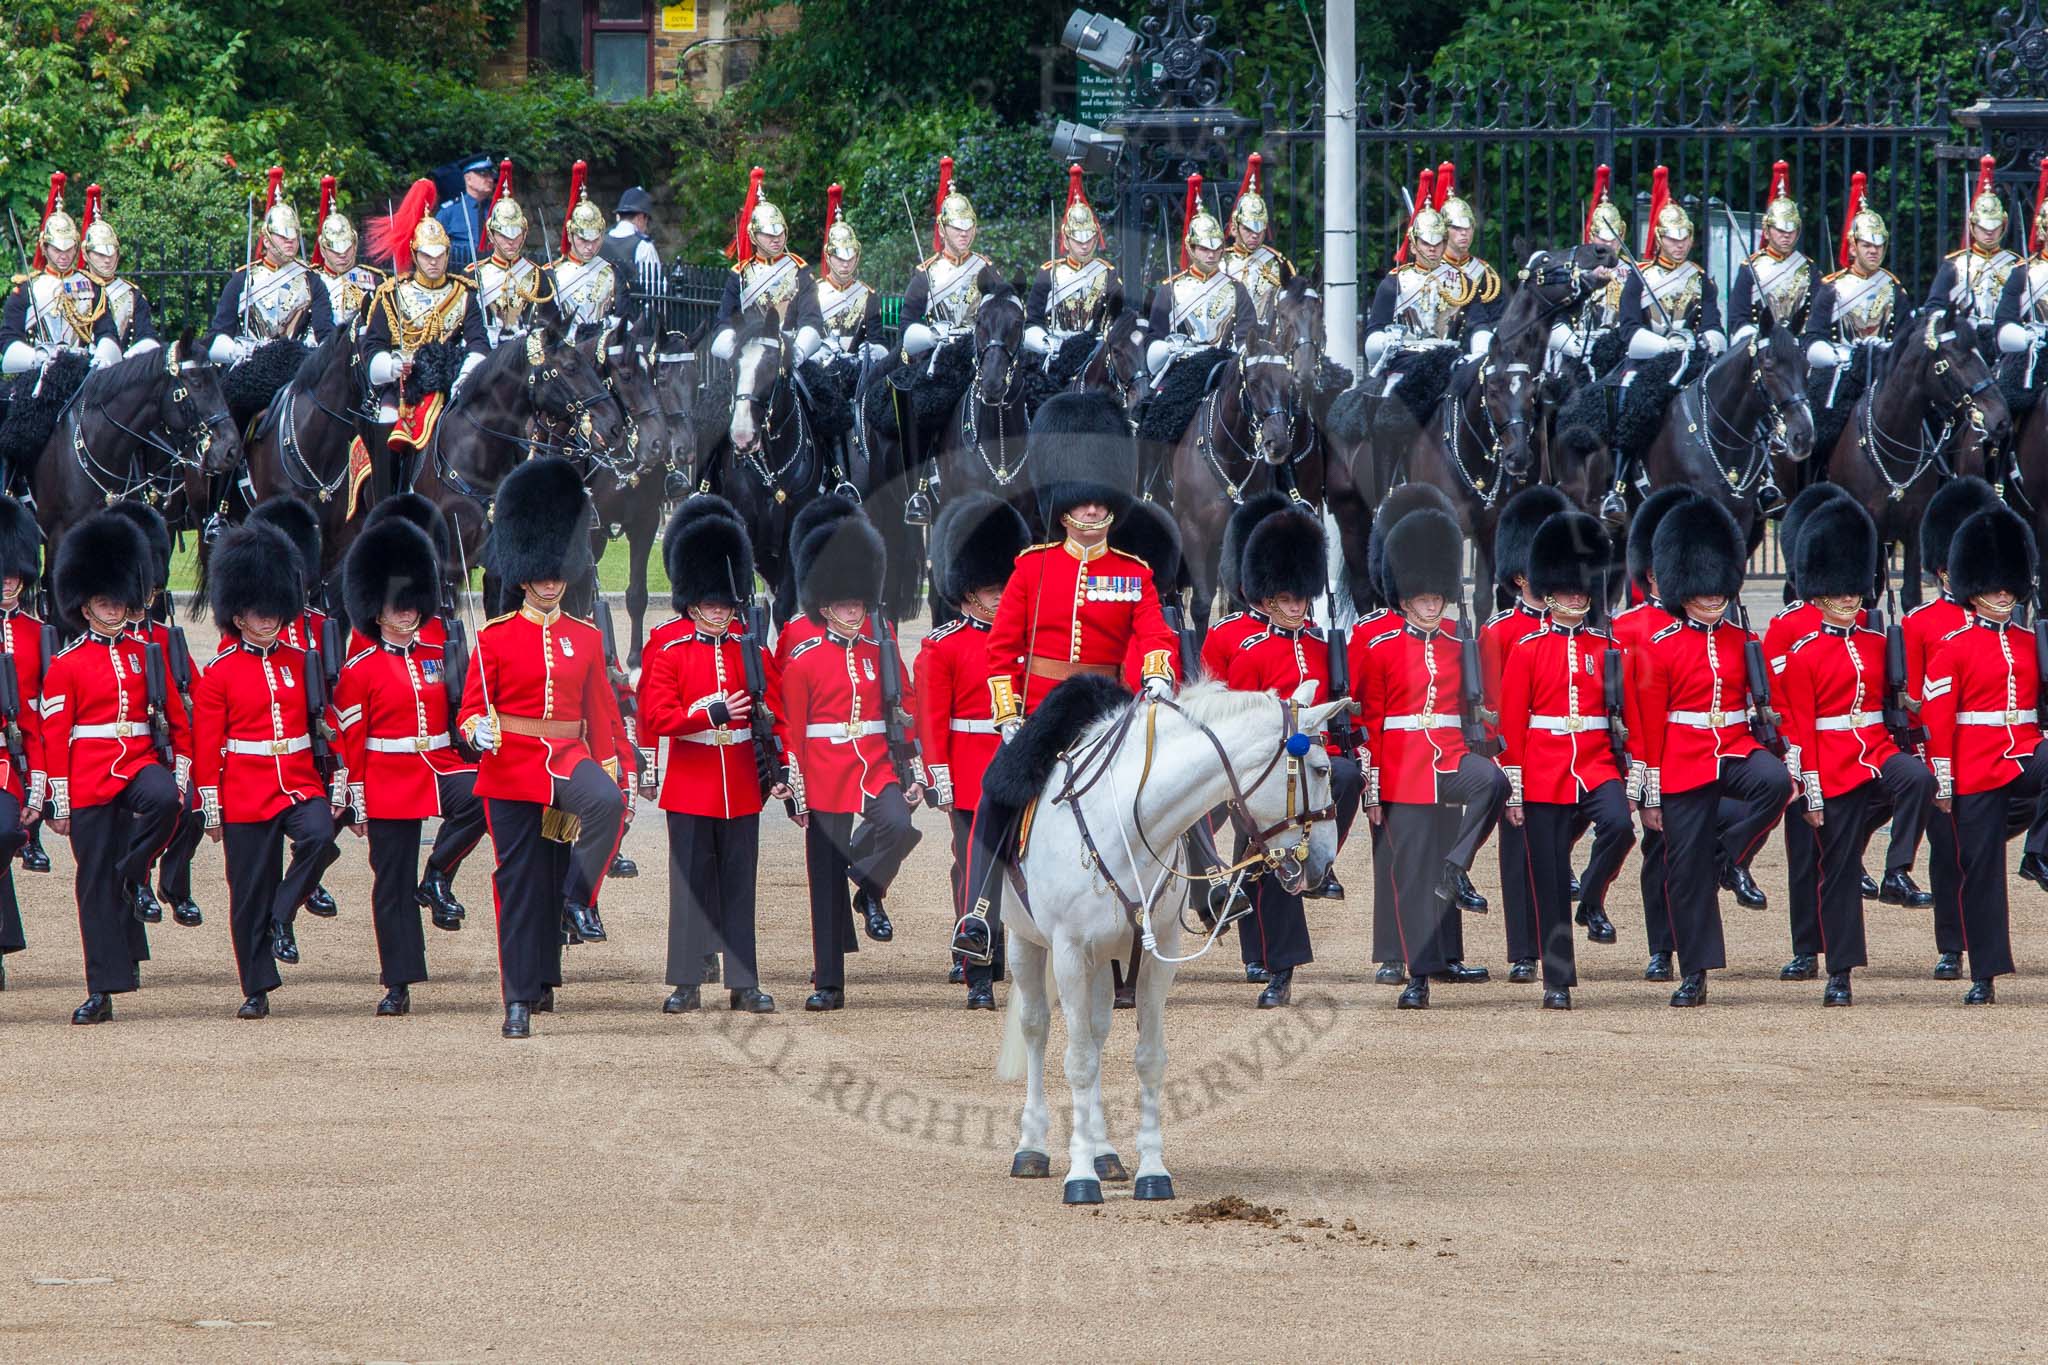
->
[726,334,814,501]
[1197,353,1312,501]
[1858,317,1997,499]
[68,352,233,505]
[1688,331,1809,491]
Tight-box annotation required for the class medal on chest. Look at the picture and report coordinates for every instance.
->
[1083,574,1140,603]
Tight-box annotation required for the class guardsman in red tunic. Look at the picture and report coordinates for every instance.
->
[1483,486,1568,977]
[457,458,630,1039]
[0,497,45,984]
[918,493,1029,1008]
[42,513,189,1024]
[1777,500,1935,1006]
[1357,506,1508,1009]
[334,518,483,1017]
[1628,495,1791,1007]
[1499,512,1637,1010]
[195,523,341,1019]
[638,503,778,1016]
[1921,505,2048,1004]
[1611,486,1689,981]
[345,493,454,655]
[1224,509,1365,1008]
[954,392,1177,973]
[775,512,924,1011]
[1906,476,2001,978]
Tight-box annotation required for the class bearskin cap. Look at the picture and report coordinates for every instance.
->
[1793,498,1879,602]
[55,512,152,626]
[790,491,860,555]
[1383,507,1464,605]
[667,512,755,612]
[1920,475,2000,579]
[1493,485,1571,593]
[1528,512,1611,603]
[103,499,172,592]
[247,495,323,590]
[1242,508,1327,605]
[365,492,452,568]
[1221,490,1292,606]
[344,518,442,636]
[210,522,306,630]
[486,456,594,591]
[1778,481,1854,598]
[1652,495,1745,603]
[1028,390,1135,527]
[1627,485,1699,596]
[661,493,745,610]
[930,493,1028,605]
[1367,484,1457,603]
[796,512,885,622]
[0,495,44,587]
[1947,505,2038,604]
[1108,498,1183,593]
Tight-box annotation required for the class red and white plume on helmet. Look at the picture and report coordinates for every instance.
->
[1394,166,1435,266]
[1582,164,1610,245]
[560,159,587,256]
[1966,152,1997,250]
[1433,161,1455,209]
[1644,165,1671,257]
[490,159,513,210]
[32,171,67,272]
[725,165,764,264]
[1836,170,1867,270]
[367,178,437,273]
[310,175,337,268]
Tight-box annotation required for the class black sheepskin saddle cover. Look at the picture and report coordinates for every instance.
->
[980,673,1133,809]
[794,358,855,441]
[223,337,311,428]
[0,350,89,474]
[1136,346,1231,448]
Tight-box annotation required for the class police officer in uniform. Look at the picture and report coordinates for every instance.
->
[1,173,121,379]
[1727,162,1812,334]
[710,169,823,362]
[1928,155,2019,357]
[309,175,384,332]
[462,161,552,349]
[1222,153,1295,331]
[602,185,664,307]
[1024,166,1124,365]
[434,153,495,272]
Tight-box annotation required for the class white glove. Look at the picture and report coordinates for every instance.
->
[368,350,401,385]
[1998,321,2037,355]
[0,341,45,376]
[451,352,485,400]
[1143,675,1173,701]
[793,326,822,362]
[124,338,161,359]
[1546,322,1575,355]
[90,336,122,369]
[1702,329,1728,356]
[900,322,939,358]
[1465,328,1494,359]
[469,716,500,752]
[1363,330,1394,368]
[710,328,736,361]
[1624,330,1668,362]
[860,342,888,365]
[1022,325,1051,356]
[205,334,240,367]
[998,719,1023,745]
[1805,338,1841,369]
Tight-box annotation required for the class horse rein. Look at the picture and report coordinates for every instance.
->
[68,353,231,505]
[1197,353,1313,502]
[1858,321,1995,499]
[1686,333,1808,492]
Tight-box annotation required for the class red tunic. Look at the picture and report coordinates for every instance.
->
[637,621,773,819]
[41,629,191,814]
[333,638,473,819]
[1610,598,1677,657]
[915,616,1000,811]
[1921,619,2043,798]
[1498,623,1623,805]
[455,606,630,804]
[984,540,1176,719]
[1356,620,1469,805]
[1480,601,1547,706]
[0,608,47,807]
[774,624,917,813]
[1225,624,1342,754]
[1777,624,1904,803]
[193,640,325,823]
[1628,617,1766,800]
[1200,609,1267,682]
[1902,594,1969,705]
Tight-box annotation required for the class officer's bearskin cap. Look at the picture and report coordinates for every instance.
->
[1652,495,1745,604]
[247,495,323,590]
[661,492,744,608]
[1493,485,1571,593]
[344,518,441,636]
[365,492,452,568]
[209,522,306,631]
[796,512,885,622]
[930,492,1028,605]
[1242,508,1327,605]
[1779,481,1854,599]
[1383,506,1464,605]
[1920,475,2000,578]
[1528,512,1611,603]
[1793,497,1879,602]
[1366,483,1457,605]
[1948,504,2038,604]
[486,456,595,592]
[1028,390,1135,527]
[667,512,755,612]
[790,491,860,556]
[103,499,172,592]
[55,511,152,626]
[1221,490,1292,607]
[1627,484,1699,596]
[0,495,44,587]
[1108,497,1184,595]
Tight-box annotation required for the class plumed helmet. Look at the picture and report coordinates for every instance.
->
[486,456,595,591]
[929,493,1029,605]
[485,195,526,238]
[1919,475,2000,578]
[1062,199,1101,244]
[938,188,977,232]
[83,216,119,259]
[40,208,79,254]
[795,513,885,622]
[103,499,172,593]
[1493,485,1571,593]
[660,493,745,610]
[1587,199,1628,249]
[262,200,301,242]
[826,216,861,260]
[1108,498,1183,592]
[567,189,607,243]
[1651,495,1745,604]
[1222,489,1293,607]
[1028,390,1135,528]
[1241,508,1327,605]
[1527,512,1611,603]
[1406,207,1448,251]
[1779,482,1856,598]
[0,496,44,587]
[56,512,152,627]
[1762,159,1800,235]
[1367,483,1457,604]
[1850,205,1889,251]
[319,210,358,257]
[1654,198,1694,244]
[247,496,323,591]
[209,522,306,631]
[1231,155,1269,235]
[1970,151,2008,233]
[1627,485,1699,597]
[1792,497,1879,602]
[411,215,452,258]
[1947,505,2038,604]
[364,492,452,569]
[665,511,755,612]
[344,518,441,636]
[1383,507,1464,605]
[1438,194,1476,232]
[749,196,788,246]
[1184,207,1225,252]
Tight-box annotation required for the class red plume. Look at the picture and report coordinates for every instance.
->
[1066,163,1086,211]
[1395,167,1435,266]
[1180,172,1202,271]
[2034,158,2048,256]
[1433,161,1455,209]
[1968,152,1997,250]
[1645,165,1671,258]
[263,165,284,213]
[33,170,65,271]
[724,165,763,264]
[1238,152,1262,203]
[310,175,336,268]
[490,159,513,210]
[822,182,843,259]
[1837,170,1867,270]
[1582,164,1611,245]
[561,159,588,256]
[1767,159,1789,208]
[931,155,954,254]
[81,183,101,235]
[367,178,437,274]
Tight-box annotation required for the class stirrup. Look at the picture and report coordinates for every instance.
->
[904,483,934,528]
[952,911,994,965]
[1208,876,1254,931]
[1757,480,1787,518]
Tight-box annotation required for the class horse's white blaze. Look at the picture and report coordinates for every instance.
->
[729,341,768,449]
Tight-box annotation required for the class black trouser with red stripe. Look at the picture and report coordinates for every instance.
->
[1239,757,1363,976]
[1811,754,1936,976]
[1949,741,2048,981]
[807,789,921,991]
[1657,752,1789,975]
[68,767,180,995]
[1383,755,1507,978]
[155,785,203,906]
[1520,779,1635,988]
[222,798,339,998]
[664,810,759,990]
[359,770,484,989]
[484,761,624,1003]
[0,791,24,958]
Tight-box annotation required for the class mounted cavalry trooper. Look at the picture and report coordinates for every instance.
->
[360,178,488,459]
[710,167,824,363]
[1023,165,1124,365]
[1804,174,1900,418]
[1929,154,2020,357]
[813,184,883,363]
[899,156,1005,374]
[1992,157,2048,390]
[1727,161,1812,334]
[461,160,549,349]
[1361,167,1484,394]
[206,167,335,368]
[1222,153,1295,331]
[1144,174,1256,391]
[1545,163,1629,376]
[1431,163,1504,352]
[309,175,384,332]
[543,162,626,335]
[78,186,158,356]
[1,173,121,378]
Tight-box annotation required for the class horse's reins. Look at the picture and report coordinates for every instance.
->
[1857,317,1994,500]
[68,353,231,505]
[1196,353,1312,502]
[960,329,1027,485]
[1682,331,1808,493]
[725,335,815,502]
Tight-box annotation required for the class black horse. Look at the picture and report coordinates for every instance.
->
[929,292,1034,520]
[242,324,375,583]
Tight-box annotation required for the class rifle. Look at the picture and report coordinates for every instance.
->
[164,621,195,720]
[1458,591,1500,757]
[1877,588,1926,751]
[300,613,339,796]
[1161,601,1200,679]
[589,570,646,792]
[737,596,794,817]
[0,654,29,783]
[2034,600,2048,704]
[1737,604,1787,756]
[872,611,927,801]
[141,641,176,770]
[1603,646,1631,775]
[1323,618,1360,753]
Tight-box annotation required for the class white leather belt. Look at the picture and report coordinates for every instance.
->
[367,734,450,753]
[1958,709,2037,726]
[806,721,886,741]
[226,736,311,756]
[1669,709,1753,729]
[1529,714,1609,733]
[1381,713,1459,732]
[949,718,1000,734]
[679,728,745,746]
[70,722,144,740]
[1813,712,1880,731]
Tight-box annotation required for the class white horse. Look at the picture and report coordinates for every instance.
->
[996,680,1347,1204]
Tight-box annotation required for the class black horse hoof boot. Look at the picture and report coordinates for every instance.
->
[502,1002,531,1037]
[1375,961,1407,986]
[1823,972,1852,1007]
[1508,959,1538,984]
[1932,951,1963,981]
[303,884,338,918]
[663,985,701,1014]
[608,853,639,880]
[1669,972,1708,1007]
[1133,1174,1176,1201]
[1257,969,1293,1009]
[170,898,203,928]
[1063,1177,1103,1206]
[1644,952,1675,982]
[272,921,299,965]
[1879,871,1934,908]
[1397,978,1430,1010]
[1542,987,1572,1011]
[563,898,606,943]
[72,992,113,1025]
[1780,954,1818,981]
[854,888,893,942]
[1963,978,1996,1006]
[377,986,410,1017]
[238,992,270,1020]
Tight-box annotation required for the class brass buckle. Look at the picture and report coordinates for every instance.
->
[415,734,433,751]
[714,729,733,746]
[843,722,861,741]
[1418,711,1437,730]
[2007,708,2022,725]
[114,721,133,739]
[1566,715,1584,733]
[269,739,288,756]
[1708,710,1725,728]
